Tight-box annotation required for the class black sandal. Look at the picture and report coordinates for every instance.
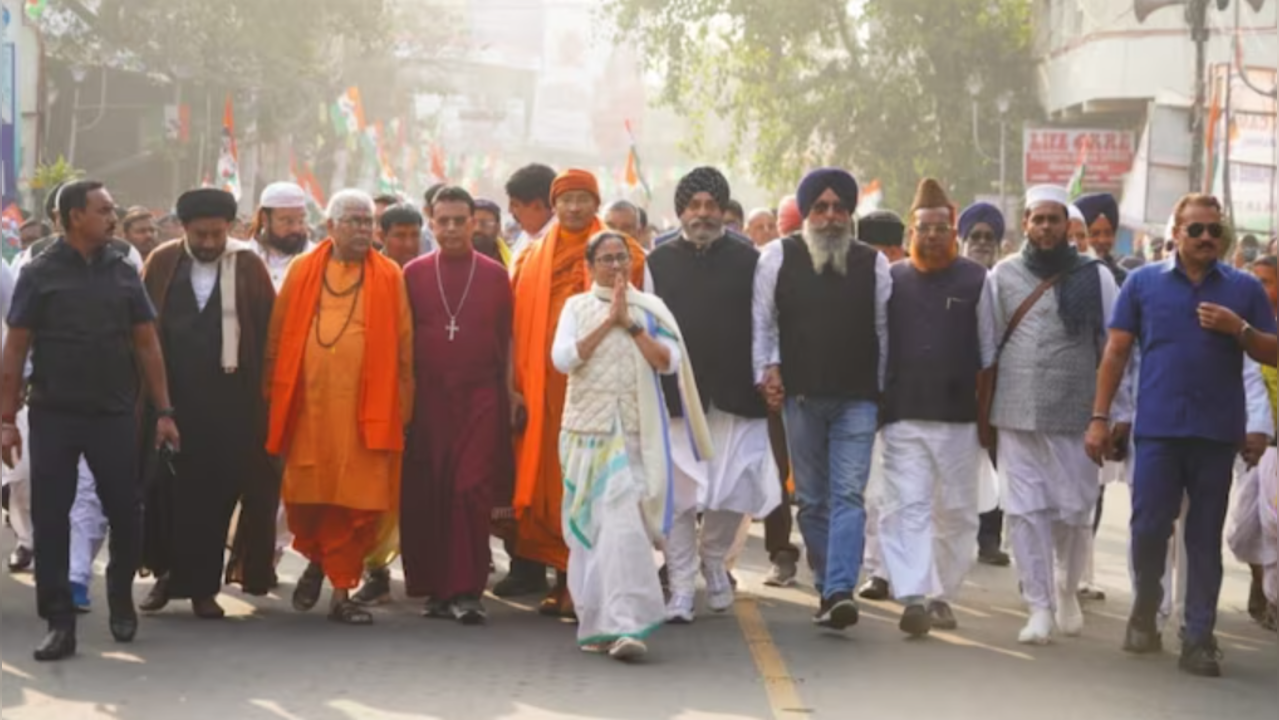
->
[292,562,325,612]
[328,600,373,625]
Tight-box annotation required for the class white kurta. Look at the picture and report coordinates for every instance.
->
[879,420,982,602]
[997,430,1099,526]
[1259,448,1278,605]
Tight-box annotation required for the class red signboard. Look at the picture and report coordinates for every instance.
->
[1023,128,1137,190]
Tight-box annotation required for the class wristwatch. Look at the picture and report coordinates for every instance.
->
[1237,321,1253,342]
[627,322,644,337]
[157,407,177,419]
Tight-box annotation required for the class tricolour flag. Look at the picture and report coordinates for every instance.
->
[623,119,651,202]
[2,203,24,262]
[25,0,48,22]
[331,87,366,138]
[857,179,883,216]
[216,95,241,201]
[1067,136,1090,199]
[290,155,328,225]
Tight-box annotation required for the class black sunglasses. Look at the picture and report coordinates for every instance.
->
[966,230,997,243]
[1185,222,1224,239]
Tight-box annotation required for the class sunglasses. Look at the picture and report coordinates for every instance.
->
[811,200,851,216]
[1185,222,1224,239]
[966,231,997,243]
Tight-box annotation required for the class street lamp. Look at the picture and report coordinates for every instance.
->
[968,75,1013,229]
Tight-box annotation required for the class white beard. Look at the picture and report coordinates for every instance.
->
[803,222,852,275]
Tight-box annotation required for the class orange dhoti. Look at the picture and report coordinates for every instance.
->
[288,505,383,589]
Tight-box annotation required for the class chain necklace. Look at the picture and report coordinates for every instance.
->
[436,252,477,342]
[315,261,365,352]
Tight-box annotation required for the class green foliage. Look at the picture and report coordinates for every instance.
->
[31,155,83,191]
[610,0,1041,210]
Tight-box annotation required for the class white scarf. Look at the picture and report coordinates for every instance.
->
[588,283,715,540]
[183,238,252,372]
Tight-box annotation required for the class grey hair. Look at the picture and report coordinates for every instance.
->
[326,189,375,221]
[605,199,639,216]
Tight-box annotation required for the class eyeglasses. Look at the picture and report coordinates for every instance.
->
[966,230,997,243]
[1185,222,1224,239]
[595,252,631,267]
[914,223,953,236]
[811,200,850,216]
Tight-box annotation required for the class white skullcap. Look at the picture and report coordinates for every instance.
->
[1068,204,1085,224]
[259,182,307,210]
[1025,184,1071,210]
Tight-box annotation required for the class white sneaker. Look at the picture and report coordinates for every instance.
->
[1018,608,1055,645]
[609,637,647,661]
[666,593,696,624]
[702,563,734,613]
[1056,592,1085,637]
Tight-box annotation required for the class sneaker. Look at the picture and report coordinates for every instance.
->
[857,577,890,600]
[1018,608,1054,645]
[1178,637,1223,678]
[451,595,487,626]
[928,600,958,631]
[702,563,734,613]
[608,637,647,662]
[814,592,860,630]
[666,592,695,624]
[899,604,932,637]
[1056,591,1085,637]
[1122,616,1162,655]
[764,550,800,588]
[352,567,392,605]
[70,582,91,614]
[422,598,453,619]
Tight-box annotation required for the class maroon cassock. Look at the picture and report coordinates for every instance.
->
[401,250,515,600]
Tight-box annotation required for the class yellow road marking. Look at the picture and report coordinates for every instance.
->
[734,595,812,719]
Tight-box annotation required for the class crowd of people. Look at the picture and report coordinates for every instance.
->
[0,162,1275,682]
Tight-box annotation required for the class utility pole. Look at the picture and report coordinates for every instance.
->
[1188,0,1210,193]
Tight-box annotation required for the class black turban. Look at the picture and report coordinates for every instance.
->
[1074,192,1118,231]
[176,188,238,225]
[674,166,731,217]
[858,210,905,248]
[797,168,859,219]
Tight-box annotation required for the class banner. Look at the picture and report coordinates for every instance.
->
[1023,128,1136,191]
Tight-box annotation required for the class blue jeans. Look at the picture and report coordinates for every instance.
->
[782,397,877,599]
[1130,437,1236,643]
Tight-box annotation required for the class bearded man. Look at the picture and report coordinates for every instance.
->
[752,168,890,631]
[250,182,316,291]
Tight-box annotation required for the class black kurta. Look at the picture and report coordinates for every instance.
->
[145,258,259,598]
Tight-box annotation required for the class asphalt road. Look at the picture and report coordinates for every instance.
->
[2,485,1276,720]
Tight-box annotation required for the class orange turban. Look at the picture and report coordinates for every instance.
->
[550,169,600,205]
[777,195,801,235]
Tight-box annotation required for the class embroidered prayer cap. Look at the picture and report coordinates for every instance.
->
[1068,203,1085,224]
[259,181,308,210]
[550,169,600,205]
[858,210,905,248]
[796,168,859,219]
[1024,184,1071,212]
[958,202,1006,241]
[909,177,954,220]
[1074,192,1119,230]
[176,188,239,225]
[777,196,801,235]
[674,166,731,217]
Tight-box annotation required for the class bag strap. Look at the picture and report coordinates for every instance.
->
[996,272,1065,355]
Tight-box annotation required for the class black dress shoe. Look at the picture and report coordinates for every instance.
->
[978,547,1011,567]
[1179,637,1222,677]
[494,567,548,598]
[33,627,77,662]
[8,545,33,573]
[139,576,170,613]
[857,577,890,601]
[109,614,138,643]
[1122,618,1163,655]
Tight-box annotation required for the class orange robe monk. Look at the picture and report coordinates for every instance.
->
[265,239,414,596]
[511,170,646,579]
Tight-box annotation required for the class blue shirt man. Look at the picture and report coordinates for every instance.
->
[1087,194,1278,678]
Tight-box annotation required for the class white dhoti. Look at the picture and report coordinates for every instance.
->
[998,430,1099,613]
[1227,461,1274,568]
[562,432,666,647]
[880,421,981,603]
[4,407,34,550]
[862,434,887,579]
[668,410,779,596]
[1258,448,1278,604]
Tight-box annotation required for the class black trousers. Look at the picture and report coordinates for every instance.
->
[30,408,141,628]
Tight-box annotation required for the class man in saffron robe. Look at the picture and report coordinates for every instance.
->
[508,169,647,615]
[400,186,515,624]
[265,189,414,625]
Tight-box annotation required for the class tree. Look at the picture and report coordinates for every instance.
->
[609,0,1041,210]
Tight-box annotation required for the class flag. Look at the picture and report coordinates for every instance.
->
[430,144,447,183]
[290,155,328,225]
[623,120,652,202]
[25,0,48,22]
[216,96,241,201]
[857,179,883,216]
[331,87,366,137]
[2,204,23,262]
[1067,136,1091,199]
[369,122,400,195]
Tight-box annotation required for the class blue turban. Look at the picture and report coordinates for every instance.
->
[1074,192,1118,231]
[958,202,1005,241]
[796,168,859,219]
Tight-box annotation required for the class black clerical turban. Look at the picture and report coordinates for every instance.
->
[858,210,905,248]
[1074,192,1119,230]
[674,166,731,217]
[797,168,859,219]
[176,188,239,225]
